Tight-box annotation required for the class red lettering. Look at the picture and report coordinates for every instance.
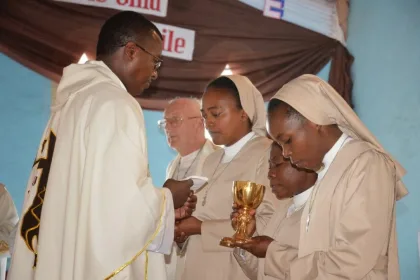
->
[174,38,185,53]
[150,0,161,11]
[133,0,148,9]
[162,28,174,52]
[115,0,161,10]
[127,0,153,9]
[167,29,174,52]
[161,29,167,50]
[161,27,188,54]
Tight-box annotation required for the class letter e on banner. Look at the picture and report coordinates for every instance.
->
[153,22,195,61]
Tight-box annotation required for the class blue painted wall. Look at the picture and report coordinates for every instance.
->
[143,110,176,186]
[347,0,420,278]
[0,54,50,212]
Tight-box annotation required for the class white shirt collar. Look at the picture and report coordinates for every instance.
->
[293,186,314,211]
[316,133,352,180]
[179,149,200,166]
[222,132,255,163]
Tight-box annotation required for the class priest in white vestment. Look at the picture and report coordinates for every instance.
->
[161,98,220,280]
[8,12,195,280]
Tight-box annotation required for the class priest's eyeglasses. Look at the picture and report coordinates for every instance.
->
[158,116,202,129]
[130,42,163,71]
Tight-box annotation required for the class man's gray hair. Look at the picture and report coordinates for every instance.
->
[168,96,201,105]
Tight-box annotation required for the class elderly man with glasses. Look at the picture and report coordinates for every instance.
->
[159,97,219,280]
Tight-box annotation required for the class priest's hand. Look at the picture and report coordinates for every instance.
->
[175,193,197,220]
[236,236,274,258]
[231,203,256,236]
[163,179,193,208]
[175,216,202,236]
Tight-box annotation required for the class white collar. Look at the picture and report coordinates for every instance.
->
[293,186,314,210]
[287,185,314,217]
[87,60,127,91]
[222,132,255,163]
[317,133,352,179]
[179,149,200,165]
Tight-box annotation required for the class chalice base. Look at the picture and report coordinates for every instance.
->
[219,237,252,248]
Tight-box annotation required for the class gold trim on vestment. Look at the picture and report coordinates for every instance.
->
[104,189,166,280]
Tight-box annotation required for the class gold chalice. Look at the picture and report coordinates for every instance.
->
[220,181,265,248]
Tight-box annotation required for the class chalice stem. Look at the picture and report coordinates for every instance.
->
[235,207,251,241]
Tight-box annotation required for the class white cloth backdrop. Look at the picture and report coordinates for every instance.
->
[240,0,345,44]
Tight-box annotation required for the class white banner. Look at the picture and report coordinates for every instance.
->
[54,0,196,60]
[241,0,344,44]
[153,22,195,61]
[54,0,168,17]
[263,0,285,19]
